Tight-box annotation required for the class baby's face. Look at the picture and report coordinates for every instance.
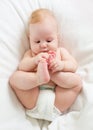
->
[29,18,59,55]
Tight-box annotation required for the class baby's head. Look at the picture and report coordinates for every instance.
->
[28,8,60,55]
[29,8,56,24]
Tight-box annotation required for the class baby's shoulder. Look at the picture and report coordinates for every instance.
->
[24,49,32,57]
[57,47,67,53]
[57,47,70,57]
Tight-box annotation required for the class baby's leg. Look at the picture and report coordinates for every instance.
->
[50,72,82,89]
[54,85,82,112]
[52,72,82,112]
[12,86,39,109]
[9,60,50,90]
[23,61,50,109]
[9,60,50,109]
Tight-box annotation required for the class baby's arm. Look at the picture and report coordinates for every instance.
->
[49,48,77,73]
[59,47,78,72]
[18,50,37,71]
[18,50,49,72]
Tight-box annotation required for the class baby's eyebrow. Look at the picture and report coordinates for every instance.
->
[34,37,40,41]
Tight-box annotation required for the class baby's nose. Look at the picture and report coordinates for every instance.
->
[40,42,47,47]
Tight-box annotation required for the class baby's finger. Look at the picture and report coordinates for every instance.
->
[49,61,56,69]
[52,64,60,72]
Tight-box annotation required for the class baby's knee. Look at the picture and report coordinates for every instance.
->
[9,75,15,89]
[73,84,82,93]
[74,74,83,92]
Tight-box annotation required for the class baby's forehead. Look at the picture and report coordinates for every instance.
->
[29,20,58,36]
[30,16,58,31]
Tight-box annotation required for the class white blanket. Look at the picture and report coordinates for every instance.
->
[0,0,93,129]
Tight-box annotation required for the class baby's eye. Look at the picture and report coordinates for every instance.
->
[47,40,51,42]
[35,40,40,43]
[46,38,53,43]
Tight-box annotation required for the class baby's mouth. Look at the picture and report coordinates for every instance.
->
[41,49,48,52]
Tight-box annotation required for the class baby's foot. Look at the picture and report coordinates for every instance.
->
[37,60,50,85]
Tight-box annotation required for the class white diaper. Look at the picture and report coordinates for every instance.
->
[26,85,62,121]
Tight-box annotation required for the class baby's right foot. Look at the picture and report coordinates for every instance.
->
[37,60,50,85]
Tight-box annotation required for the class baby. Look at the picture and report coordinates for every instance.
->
[9,8,82,121]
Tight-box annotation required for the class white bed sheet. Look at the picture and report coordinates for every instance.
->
[0,0,93,129]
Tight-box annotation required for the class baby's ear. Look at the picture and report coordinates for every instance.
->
[27,28,30,48]
[57,32,63,47]
[27,28,30,41]
[27,24,30,40]
[57,32,60,40]
[28,33,30,40]
[57,33,60,44]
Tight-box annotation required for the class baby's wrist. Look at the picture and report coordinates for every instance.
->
[34,57,38,65]
[60,62,65,71]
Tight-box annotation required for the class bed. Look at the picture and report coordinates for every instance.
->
[0,0,93,129]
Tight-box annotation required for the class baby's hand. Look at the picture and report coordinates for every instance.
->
[47,51,56,63]
[49,59,64,73]
[34,52,49,65]
[47,51,64,72]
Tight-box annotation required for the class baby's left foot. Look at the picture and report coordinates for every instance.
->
[37,59,50,85]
